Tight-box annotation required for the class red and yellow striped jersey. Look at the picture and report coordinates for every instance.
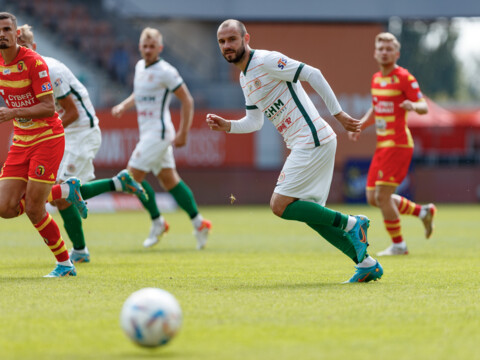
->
[0,46,63,147]
[371,66,424,148]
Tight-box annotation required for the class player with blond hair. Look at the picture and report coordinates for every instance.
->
[349,32,436,256]
[112,27,211,250]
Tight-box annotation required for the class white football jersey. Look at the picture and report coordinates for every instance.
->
[45,56,99,132]
[133,58,183,142]
[240,49,336,149]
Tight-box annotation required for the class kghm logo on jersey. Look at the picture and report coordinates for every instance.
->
[277,57,287,69]
[41,82,52,92]
[35,165,45,177]
[3,68,11,75]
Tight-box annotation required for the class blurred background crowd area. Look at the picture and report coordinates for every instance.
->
[1,0,479,204]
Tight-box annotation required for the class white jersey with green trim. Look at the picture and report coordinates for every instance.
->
[133,58,183,142]
[240,49,336,149]
[45,56,99,133]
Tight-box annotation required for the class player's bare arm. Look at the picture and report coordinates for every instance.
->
[0,92,55,123]
[173,84,194,147]
[206,113,231,132]
[399,100,428,114]
[57,94,79,128]
[112,93,136,118]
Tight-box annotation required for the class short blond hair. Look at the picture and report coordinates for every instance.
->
[139,27,163,45]
[18,24,34,46]
[375,32,401,50]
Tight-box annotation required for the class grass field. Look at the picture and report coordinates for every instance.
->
[1,204,479,360]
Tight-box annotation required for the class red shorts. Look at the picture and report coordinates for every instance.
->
[366,147,413,189]
[0,136,65,184]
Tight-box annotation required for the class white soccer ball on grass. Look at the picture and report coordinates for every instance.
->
[120,287,182,347]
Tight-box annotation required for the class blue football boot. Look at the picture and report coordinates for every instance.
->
[44,263,77,278]
[343,260,383,283]
[116,169,148,202]
[65,177,88,219]
[346,215,370,263]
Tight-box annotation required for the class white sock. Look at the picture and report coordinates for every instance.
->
[345,216,357,232]
[58,259,73,267]
[111,177,123,192]
[192,214,204,229]
[153,216,165,227]
[357,255,377,268]
[393,241,407,249]
[419,206,428,219]
[73,246,88,254]
[60,183,71,198]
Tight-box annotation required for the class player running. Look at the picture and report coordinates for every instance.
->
[349,32,436,256]
[112,27,211,250]
[17,24,147,263]
[208,19,383,283]
[0,12,75,277]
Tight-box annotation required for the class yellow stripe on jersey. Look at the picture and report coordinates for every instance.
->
[13,129,54,142]
[375,116,395,123]
[13,119,50,129]
[12,133,64,147]
[36,90,53,98]
[376,129,395,136]
[373,75,400,85]
[0,61,29,73]
[371,88,402,96]
[0,78,32,88]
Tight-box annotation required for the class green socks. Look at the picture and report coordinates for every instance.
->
[281,200,357,263]
[281,200,349,229]
[169,180,198,219]
[140,180,161,220]
[59,205,85,250]
[79,179,115,200]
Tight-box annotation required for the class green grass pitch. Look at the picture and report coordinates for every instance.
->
[1,204,479,360]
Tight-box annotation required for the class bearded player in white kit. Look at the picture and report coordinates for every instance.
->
[208,19,383,283]
[112,27,211,250]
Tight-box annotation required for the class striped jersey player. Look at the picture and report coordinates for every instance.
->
[17,24,148,264]
[208,19,384,283]
[349,32,436,257]
[0,12,76,277]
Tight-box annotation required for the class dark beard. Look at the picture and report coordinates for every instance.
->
[0,43,9,49]
[223,46,246,64]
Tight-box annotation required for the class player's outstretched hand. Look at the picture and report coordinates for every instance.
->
[206,113,231,132]
[334,111,362,133]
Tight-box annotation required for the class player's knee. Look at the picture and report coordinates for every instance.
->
[269,199,285,217]
[0,199,20,218]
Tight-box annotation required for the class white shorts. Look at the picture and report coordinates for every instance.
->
[57,127,102,182]
[128,136,176,176]
[274,138,336,206]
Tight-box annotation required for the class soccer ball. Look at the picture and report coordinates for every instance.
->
[120,287,182,347]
